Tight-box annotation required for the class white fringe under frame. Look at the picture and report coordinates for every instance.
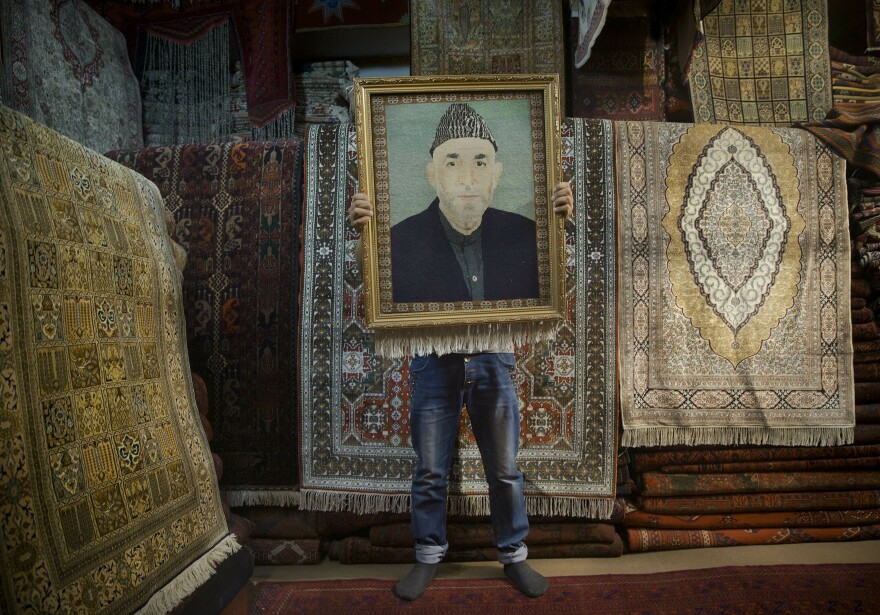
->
[374,320,561,359]
[621,426,855,448]
[136,533,241,615]
[297,489,616,520]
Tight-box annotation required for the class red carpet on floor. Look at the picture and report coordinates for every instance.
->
[250,563,880,614]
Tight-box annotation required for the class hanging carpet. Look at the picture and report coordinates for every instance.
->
[294,0,409,31]
[617,121,853,447]
[83,0,295,128]
[572,0,611,69]
[140,15,234,146]
[0,106,235,614]
[570,15,666,120]
[410,0,566,111]
[298,119,617,517]
[107,140,304,506]
[688,0,833,125]
[0,0,143,153]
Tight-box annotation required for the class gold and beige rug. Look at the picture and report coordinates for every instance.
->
[688,0,832,125]
[0,106,234,614]
[617,121,853,447]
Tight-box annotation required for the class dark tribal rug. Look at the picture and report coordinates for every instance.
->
[108,140,304,505]
[250,564,880,614]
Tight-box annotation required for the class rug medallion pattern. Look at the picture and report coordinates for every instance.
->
[1,0,143,153]
[0,107,229,614]
[299,121,616,516]
[617,121,853,447]
[687,0,832,125]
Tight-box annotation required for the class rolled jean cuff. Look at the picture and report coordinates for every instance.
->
[414,543,448,564]
[497,543,528,565]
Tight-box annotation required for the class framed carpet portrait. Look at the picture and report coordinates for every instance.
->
[353,75,565,333]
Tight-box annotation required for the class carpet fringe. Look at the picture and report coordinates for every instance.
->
[621,426,855,448]
[298,490,615,519]
[224,489,301,508]
[135,534,241,615]
[374,320,560,359]
[299,490,413,514]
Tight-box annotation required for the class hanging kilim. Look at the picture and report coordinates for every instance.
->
[298,120,617,517]
[688,0,833,125]
[141,15,232,146]
[107,140,303,507]
[617,121,854,447]
[0,0,143,153]
[0,106,235,615]
[83,0,296,128]
[410,0,567,112]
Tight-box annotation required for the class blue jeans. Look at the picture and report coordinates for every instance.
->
[408,352,529,565]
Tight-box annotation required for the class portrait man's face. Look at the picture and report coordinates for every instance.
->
[426,136,503,235]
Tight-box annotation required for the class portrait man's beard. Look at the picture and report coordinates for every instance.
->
[444,190,493,232]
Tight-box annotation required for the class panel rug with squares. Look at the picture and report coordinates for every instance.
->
[0,106,233,615]
[688,0,832,125]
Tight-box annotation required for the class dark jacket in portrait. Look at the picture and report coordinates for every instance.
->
[390,199,539,303]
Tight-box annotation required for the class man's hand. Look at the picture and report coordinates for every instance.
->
[552,181,573,219]
[349,192,374,231]
[349,193,373,263]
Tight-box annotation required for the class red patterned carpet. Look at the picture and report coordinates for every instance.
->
[250,564,880,614]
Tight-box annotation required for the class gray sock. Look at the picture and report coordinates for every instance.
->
[504,561,548,597]
[393,562,438,601]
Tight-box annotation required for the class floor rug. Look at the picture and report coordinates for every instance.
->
[107,140,303,504]
[688,0,833,125]
[250,564,880,614]
[617,121,853,447]
[410,0,566,110]
[0,106,234,614]
[1,0,143,153]
[298,119,617,516]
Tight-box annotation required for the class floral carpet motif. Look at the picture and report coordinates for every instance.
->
[0,106,232,614]
[298,120,616,516]
[1,0,142,153]
[617,121,853,447]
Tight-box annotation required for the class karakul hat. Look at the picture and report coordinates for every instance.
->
[430,103,497,155]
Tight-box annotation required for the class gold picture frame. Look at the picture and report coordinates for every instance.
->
[354,74,565,330]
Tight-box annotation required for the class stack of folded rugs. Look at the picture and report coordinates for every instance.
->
[293,60,359,138]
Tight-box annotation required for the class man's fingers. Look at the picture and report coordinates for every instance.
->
[551,182,574,219]
[348,193,374,228]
